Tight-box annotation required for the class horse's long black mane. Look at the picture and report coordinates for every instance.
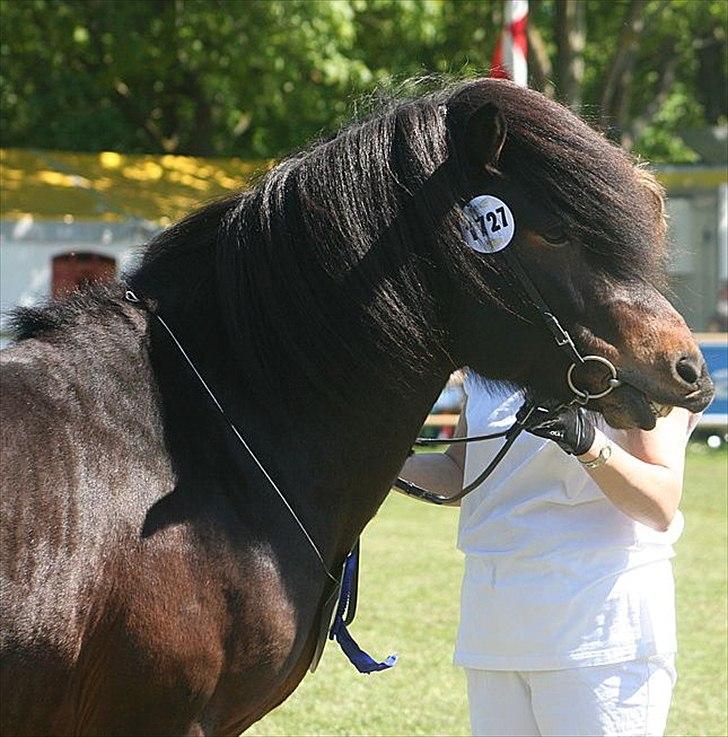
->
[11,79,664,400]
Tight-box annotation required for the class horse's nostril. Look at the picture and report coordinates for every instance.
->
[675,356,702,385]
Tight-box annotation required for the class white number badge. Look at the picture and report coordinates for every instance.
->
[461,195,515,253]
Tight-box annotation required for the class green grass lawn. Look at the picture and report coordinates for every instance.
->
[248,445,727,737]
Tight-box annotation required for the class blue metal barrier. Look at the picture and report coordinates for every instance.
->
[700,334,728,429]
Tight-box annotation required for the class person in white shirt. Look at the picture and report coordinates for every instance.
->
[399,372,698,737]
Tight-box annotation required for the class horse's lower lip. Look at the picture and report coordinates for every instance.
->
[643,388,712,415]
[611,383,673,418]
[592,372,714,429]
[647,399,673,418]
[616,369,714,412]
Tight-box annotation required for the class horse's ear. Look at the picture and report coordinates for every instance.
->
[463,103,507,172]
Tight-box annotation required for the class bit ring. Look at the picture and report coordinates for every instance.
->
[567,355,621,401]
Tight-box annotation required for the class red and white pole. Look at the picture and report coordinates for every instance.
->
[490,0,528,87]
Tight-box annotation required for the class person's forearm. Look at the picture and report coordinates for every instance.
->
[398,452,464,506]
[577,428,682,531]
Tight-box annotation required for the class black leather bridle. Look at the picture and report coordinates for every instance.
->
[393,248,623,505]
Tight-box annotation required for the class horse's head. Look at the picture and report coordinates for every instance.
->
[442,80,714,429]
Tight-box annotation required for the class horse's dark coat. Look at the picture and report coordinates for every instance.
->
[0,79,712,736]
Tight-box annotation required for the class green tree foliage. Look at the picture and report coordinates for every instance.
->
[1,0,725,162]
[529,0,727,161]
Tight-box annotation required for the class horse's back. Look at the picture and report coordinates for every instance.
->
[0,322,190,734]
[0,323,315,735]
[0,325,164,608]
[1,338,98,733]
[0,335,133,639]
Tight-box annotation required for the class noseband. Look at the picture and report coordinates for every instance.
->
[393,249,622,505]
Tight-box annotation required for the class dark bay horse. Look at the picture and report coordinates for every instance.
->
[0,79,714,736]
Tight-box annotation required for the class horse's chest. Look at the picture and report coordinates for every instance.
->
[64,532,305,734]
[215,563,301,675]
[126,528,298,664]
[145,545,310,733]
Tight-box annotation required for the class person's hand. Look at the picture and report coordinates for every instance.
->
[522,404,595,456]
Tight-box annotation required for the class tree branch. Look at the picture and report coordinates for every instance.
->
[78,3,175,152]
[599,0,648,129]
[528,20,555,97]
[112,80,178,152]
[556,0,586,109]
[622,53,678,150]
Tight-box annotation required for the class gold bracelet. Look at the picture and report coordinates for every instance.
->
[578,443,612,469]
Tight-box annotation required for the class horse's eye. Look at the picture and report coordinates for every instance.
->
[541,229,569,247]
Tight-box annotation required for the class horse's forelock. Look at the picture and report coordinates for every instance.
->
[456,80,664,283]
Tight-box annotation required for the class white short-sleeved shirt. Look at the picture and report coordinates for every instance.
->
[454,375,693,671]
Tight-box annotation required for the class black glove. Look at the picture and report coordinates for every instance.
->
[522,404,595,456]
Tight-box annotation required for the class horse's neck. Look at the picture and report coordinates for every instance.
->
[143,296,448,569]
[293,371,449,559]
[132,237,451,566]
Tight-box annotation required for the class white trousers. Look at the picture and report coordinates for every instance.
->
[465,654,676,737]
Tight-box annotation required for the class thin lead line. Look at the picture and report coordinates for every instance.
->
[153,311,338,585]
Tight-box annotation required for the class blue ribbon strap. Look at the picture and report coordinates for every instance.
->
[328,540,397,674]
